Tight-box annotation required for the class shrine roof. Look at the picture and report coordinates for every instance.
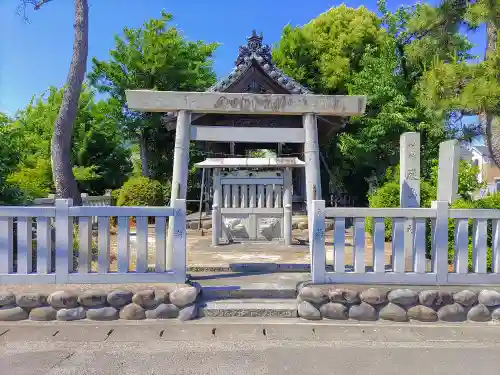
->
[195,157,305,168]
[162,31,314,125]
[207,30,312,95]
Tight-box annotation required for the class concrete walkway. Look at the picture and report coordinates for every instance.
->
[2,321,500,374]
[122,227,398,272]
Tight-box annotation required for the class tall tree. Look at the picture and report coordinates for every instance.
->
[88,11,218,179]
[19,0,88,205]
[273,4,469,202]
[415,0,500,165]
[273,5,388,95]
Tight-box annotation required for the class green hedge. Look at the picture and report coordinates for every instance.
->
[117,176,166,207]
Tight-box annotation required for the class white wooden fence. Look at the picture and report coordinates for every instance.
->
[33,192,113,226]
[0,199,187,284]
[310,200,500,285]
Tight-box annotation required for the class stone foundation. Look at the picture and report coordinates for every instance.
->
[297,285,500,322]
[0,284,200,322]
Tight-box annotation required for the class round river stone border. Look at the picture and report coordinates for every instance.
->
[0,284,200,322]
[297,286,500,323]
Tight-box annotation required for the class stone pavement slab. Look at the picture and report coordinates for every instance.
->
[3,323,500,375]
[0,326,58,342]
[0,325,113,343]
[0,349,73,375]
[106,326,163,342]
[52,326,113,342]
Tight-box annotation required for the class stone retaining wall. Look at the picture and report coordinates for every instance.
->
[0,284,200,322]
[297,286,500,322]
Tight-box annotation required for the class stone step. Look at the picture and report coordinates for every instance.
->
[188,264,314,273]
[200,284,297,300]
[193,272,308,300]
[198,298,298,318]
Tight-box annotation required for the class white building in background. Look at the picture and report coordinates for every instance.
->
[459,142,500,197]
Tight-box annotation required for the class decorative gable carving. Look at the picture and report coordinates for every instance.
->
[208,30,312,95]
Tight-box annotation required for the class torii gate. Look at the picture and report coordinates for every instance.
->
[126,90,366,265]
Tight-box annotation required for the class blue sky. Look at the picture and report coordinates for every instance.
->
[0,0,486,117]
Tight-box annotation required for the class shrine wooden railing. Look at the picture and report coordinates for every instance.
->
[310,200,500,285]
[0,199,187,284]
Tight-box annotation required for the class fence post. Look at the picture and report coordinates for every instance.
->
[0,217,14,274]
[283,167,293,246]
[80,193,88,205]
[172,199,187,282]
[171,199,187,282]
[212,204,220,246]
[55,198,73,284]
[432,200,449,284]
[284,204,293,246]
[104,190,113,205]
[310,200,326,284]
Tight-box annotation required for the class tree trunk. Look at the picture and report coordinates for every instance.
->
[481,21,500,168]
[139,131,150,178]
[50,0,88,206]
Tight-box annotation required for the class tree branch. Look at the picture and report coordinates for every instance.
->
[17,0,54,22]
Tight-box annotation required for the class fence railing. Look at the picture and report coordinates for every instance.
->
[33,192,113,226]
[310,200,500,285]
[0,199,186,284]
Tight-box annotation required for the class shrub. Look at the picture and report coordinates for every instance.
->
[111,188,121,204]
[367,180,435,241]
[162,181,172,205]
[117,176,166,207]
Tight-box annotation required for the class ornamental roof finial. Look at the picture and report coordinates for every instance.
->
[235,30,270,66]
[247,29,263,51]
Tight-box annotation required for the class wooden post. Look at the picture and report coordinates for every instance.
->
[0,216,14,274]
[166,110,191,268]
[432,200,449,284]
[212,204,220,247]
[310,200,326,283]
[55,199,73,284]
[197,167,206,230]
[303,113,322,235]
[283,167,293,246]
[211,168,222,246]
[400,132,420,270]
[172,198,187,282]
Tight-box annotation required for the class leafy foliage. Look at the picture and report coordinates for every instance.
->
[366,159,480,240]
[272,3,471,203]
[273,5,387,94]
[367,180,436,240]
[116,176,166,207]
[427,159,485,200]
[1,87,132,203]
[0,116,25,204]
[88,11,218,181]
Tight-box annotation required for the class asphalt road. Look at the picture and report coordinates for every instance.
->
[1,319,500,375]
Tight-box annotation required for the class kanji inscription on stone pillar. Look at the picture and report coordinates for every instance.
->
[400,132,420,269]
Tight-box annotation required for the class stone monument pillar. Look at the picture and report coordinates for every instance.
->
[437,139,459,203]
[400,132,420,270]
